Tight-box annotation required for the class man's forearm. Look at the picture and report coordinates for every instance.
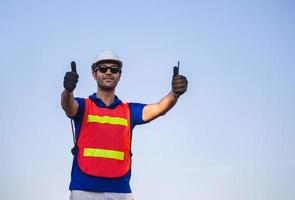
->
[157,91,178,116]
[142,90,179,122]
[61,90,77,116]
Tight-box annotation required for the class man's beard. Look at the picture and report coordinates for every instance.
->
[98,81,118,92]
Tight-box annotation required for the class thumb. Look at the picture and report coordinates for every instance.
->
[173,65,179,76]
[71,61,77,73]
[173,66,179,77]
[173,61,180,77]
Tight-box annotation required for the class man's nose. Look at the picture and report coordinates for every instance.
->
[105,68,112,74]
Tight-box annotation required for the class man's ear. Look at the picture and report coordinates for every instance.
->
[92,70,97,79]
[118,72,122,80]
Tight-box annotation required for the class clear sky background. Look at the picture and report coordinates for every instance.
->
[0,0,294,199]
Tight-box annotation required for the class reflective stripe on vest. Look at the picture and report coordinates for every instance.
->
[87,115,128,126]
[84,148,124,160]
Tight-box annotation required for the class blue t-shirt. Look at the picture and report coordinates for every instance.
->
[68,93,146,193]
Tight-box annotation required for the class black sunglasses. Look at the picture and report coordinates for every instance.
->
[95,65,121,74]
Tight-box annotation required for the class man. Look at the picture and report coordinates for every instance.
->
[61,49,188,200]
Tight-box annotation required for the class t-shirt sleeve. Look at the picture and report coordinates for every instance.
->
[129,103,147,129]
[67,97,85,123]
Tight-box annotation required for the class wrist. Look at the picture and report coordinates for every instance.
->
[172,91,180,100]
[64,88,74,93]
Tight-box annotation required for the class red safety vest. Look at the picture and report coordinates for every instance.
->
[77,98,131,178]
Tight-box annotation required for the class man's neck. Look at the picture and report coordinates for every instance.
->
[96,89,115,106]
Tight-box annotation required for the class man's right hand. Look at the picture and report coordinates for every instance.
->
[63,61,79,92]
[172,64,188,98]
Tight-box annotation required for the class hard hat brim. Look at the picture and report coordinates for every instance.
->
[92,59,123,69]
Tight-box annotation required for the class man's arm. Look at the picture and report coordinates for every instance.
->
[142,64,188,122]
[61,90,79,117]
[142,91,178,122]
[61,61,79,117]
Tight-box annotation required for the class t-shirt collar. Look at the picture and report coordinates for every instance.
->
[89,93,122,109]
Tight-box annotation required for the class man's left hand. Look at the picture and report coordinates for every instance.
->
[172,66,188,98]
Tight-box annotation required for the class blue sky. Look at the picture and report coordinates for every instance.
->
[0,0,294,199]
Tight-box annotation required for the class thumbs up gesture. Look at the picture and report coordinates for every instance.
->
[172,62,188,98]
[63,61,79,92]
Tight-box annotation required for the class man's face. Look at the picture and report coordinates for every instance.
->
[92,61,121,91]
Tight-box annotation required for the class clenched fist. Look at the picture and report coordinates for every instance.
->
[64,61,79,92]
[172,63,188,98]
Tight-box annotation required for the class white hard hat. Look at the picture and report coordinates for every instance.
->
[93,49,123,68]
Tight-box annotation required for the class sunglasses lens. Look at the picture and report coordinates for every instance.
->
[98,67,108,73]
[110,67,120,74]
[97,65,120,74]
